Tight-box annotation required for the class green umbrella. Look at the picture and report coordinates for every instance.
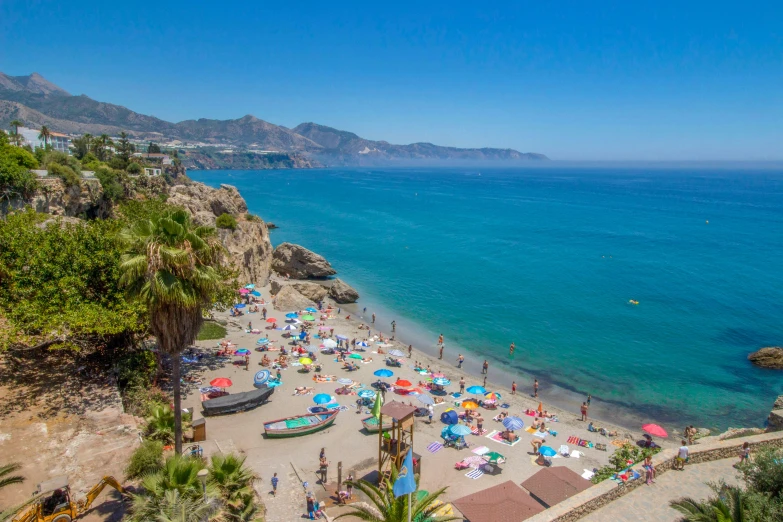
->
[349,353,363,359]
[371,392,383,419]
[302,314,315,321]
[483,451,505,464]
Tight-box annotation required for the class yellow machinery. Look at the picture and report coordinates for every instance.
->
[12,475,124,522]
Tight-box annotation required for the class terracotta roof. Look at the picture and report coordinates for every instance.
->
[453,480,544,522]
[380,401,417,420]
[520,467,592,507]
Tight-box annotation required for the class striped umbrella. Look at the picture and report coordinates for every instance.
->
[502,416,525,431]
[417,394,435,405]
[358,389,376,399]
[449,424,472,436]
[432,378,451,386]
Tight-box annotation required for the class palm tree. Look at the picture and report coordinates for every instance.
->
[119,209,224,454]
[146,404,176,443]
[8,120,22,146]
[150,490,216,522]
[670,487,748,521]
[208,454,258,521]
[38,126,51,148]
[336,465,459,522]
[0,463,24,491]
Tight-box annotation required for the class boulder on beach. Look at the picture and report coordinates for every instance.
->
[328,278,360,303]
[291,282,329,302]
[748,347,783,369]
[273,285,315,311]
[271,243,336,279]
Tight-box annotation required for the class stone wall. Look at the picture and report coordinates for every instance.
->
[524,431,783,522]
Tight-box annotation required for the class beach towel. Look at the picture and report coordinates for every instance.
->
[465,469,484,480]
[571,451,583,459]
[533,431,547,438]
[525,427,536,434]
[487,431,521,447]
[427,442,443,454]
[471,427,488,436]
[472,446,490,455]
[568,436,580,444]
[581,469,595,480]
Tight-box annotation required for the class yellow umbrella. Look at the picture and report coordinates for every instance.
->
[299,357,313,365]
[462,400,479,410]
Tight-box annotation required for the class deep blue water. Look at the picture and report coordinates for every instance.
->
[191,166,783,430]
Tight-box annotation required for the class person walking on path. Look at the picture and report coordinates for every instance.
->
[580,401,588,421]
[457,354,464,368]
[408,344,412,358]
[482,360,489,374]
[643,455,656,485]
[459,377,466,394]
[736,442,751,467]
[270,473,279,496]
[319,448,328,483]
[534,379,539,398]
[509,342,515,356]
[511,381,517,395]
[372,313,376,324]
[675,440,689,470]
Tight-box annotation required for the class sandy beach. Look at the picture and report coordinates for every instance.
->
[181,275,657,518]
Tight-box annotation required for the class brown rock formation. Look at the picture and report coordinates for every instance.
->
[271,243,336,279]
[291,282,329,302]
[273,285,315,311]
[167,183,248,227]
[2,177,111,219]
[748,347,783,369]
[327,278,360,303]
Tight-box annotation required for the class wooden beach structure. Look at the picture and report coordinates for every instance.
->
[377,401,421,483]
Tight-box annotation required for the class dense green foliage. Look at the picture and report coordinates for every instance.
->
[125,440,164,479]
[94,165,126,201]
[216,212,238,230]
[737,446,783,499]
[245,213,261,222]
[42,151,82,186]
[127,161,142,174]
[591,443,661,484]
[148,142,161,153]
[0,132,39,198]
[197,321,228,340]
[208,454,259,521]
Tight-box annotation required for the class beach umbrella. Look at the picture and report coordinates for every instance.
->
[371,393,383,418]
[466,386,486,395]
[485,392,501,401]
[431,373,446,378]
[449,424,472,436]
[337,378,353,385]
[322,339,337,349]
[356,341,369,347]
[302,315,315,321]
[395,379,412,387]
[245,284,255,289]
[282,324,298,331]
[482,451,506,464]
[502,416,525,431]
[319,326,332,331]
[266,318,277,323]
[210,377,233,388]
[239,288,250,294]
[234,348,250,355]
[336,334,348,341]
[358,389,376,399]
[313,393,332,404]
[299,357,313,365]
[306,345,320,352]
[388,349,406,357]
[299,331,307,340]
[374,369,393,378]
[349,353,363,359]
[462,400,479,410]
[432,378,451,386]
[250,291,261,297]
[417,394,435,406]
[539,446,557,457]
[254,370,270,385]
[642,424,668,438]
[234,303,246,308]
[285,312,298,318]
[257,338,269,344]
[305,307,318,313]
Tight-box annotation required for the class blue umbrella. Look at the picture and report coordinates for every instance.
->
[299,331,307,340]
[432,378,451,386]
[539,446,557,457]
[305,307,318,313]
[374,369,394,377]
[313,393,332,404]
[356,341,369,347]
[254,370,270,386]
[417,394,435,405]
[285,312,298,318]
[449,424,472,436]
[250,291,261,297]
[234,303,247,309]
[358,389,376,399]
[257,338,269,344]
[234,348,251,355]
[336,335,348,341]
[245,284,255,289]
[502,416,525,431]
[466,385,486,395]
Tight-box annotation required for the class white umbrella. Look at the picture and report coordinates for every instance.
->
[322,339,337,349]
[388,349,405,357]
[283,324,298,331]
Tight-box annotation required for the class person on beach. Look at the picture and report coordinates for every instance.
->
[483,375,487,387]
[372,313,376,324]
[643,455,656,485]
[685,425,696,445]
[587,393,592,406]
[391,320,396,332]
[482,360,488,374]
[476,413,484,434]
[509,342,515,356]
[459,377,465,394]
[319,449,328,483]
[346,473,354,499]
[439,345,444,359]
[580,402,588,421]
[511,381,516,395]
[271,473,278,496]
[427,404,434,423]
[363,307,367,314]
[530,438,544,454]
[534,379,539,398]
[306,494,315,520]
[457,354,464,368]
[675,440,689,470]
[408,345,412,358]
[736,442,751,467]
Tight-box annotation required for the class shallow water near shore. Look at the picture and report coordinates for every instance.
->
[191,165,783,431]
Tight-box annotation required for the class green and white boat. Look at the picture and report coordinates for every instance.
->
[263,411,338,438]
[361,415,393,433]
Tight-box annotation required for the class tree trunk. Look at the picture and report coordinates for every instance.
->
[172,354,183,455]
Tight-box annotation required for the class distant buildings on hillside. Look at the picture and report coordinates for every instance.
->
[17,127,71,153]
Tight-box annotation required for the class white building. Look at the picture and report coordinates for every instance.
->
[17,127,71,153]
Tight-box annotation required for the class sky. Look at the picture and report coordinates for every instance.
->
[1,1,781,160]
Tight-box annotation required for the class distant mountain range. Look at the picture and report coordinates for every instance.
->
[0,72,548,164]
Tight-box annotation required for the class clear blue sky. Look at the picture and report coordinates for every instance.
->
[1,1,781,160]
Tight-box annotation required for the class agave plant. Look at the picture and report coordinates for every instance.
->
[335,465,459,522]
[208,454,258,521]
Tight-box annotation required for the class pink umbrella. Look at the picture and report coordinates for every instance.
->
[642,424,668,438]
[239,288,250,294]
[319,326,331,331]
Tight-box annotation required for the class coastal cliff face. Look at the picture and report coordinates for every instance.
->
[1,177,111,219]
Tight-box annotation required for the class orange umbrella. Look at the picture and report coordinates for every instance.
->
[395,379,412,387]
[266,317,277,323]
[537,402,543,413]
[210,377,233,388]
[462,400,479,410]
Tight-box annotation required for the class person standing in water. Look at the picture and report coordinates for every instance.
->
[534,379,539,398]
[372,313,376,324]
[509,342,515,357]
[438,333,444,345]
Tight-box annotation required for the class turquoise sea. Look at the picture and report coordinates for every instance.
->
[191,166,783,431]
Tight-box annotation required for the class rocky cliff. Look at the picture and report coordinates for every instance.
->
[1,177,111,219]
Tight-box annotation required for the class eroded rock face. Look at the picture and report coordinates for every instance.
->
[290,282,329,302]
[1,178,111,219]
[748,347,783,369]
[273,285,315,311]
[168,183,248,226]
[328,278,360,303]
[271,243,336,279]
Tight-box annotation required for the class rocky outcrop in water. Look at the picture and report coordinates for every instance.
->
[271,243,336,279]
[328,278,360,303]
[273,285,315,311]
[167,183,248,227]
[748,347,783,369]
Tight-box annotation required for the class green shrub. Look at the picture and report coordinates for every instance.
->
[117,349,158,391]
[0,142,39,196]
[245,213,261,222]
[145,404,175,443]
[126,440,164,479]
[591,443,661,483]
[47,162,81,186]
[127,162,142,174]
[108,156,129,171]
[197,321,227,341]
[94,166,125,201]
[215,213,237,230]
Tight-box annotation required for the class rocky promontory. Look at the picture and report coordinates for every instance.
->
[272,243,336,279]
[748,347,783,369]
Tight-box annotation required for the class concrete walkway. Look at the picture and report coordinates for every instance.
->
[582,458,743,522]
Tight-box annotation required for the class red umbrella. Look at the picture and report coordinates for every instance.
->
[210,377,233,388]
[395,379,412,387]
[642,423,668,438]
[266,318,277,323]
